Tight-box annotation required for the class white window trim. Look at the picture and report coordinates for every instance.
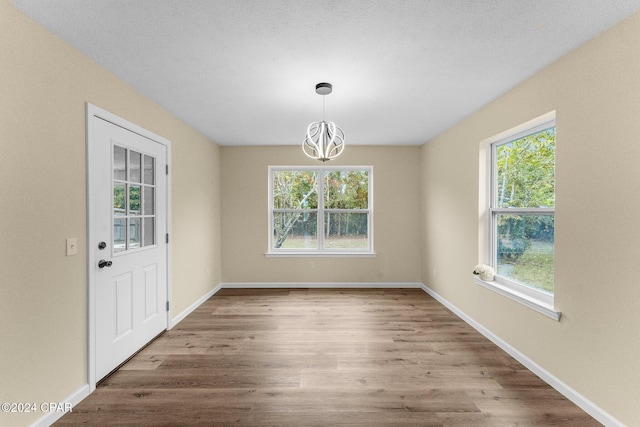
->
[267,166,374,256]
[474,276,560,321]
[478,111,561,320]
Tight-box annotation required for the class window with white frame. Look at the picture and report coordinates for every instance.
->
[484,112,556,311]
[268,166,373,254]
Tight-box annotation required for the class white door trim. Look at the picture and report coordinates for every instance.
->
[86,103,172,392]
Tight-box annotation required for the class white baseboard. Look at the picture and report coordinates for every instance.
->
[419,283,622,427]
[220,282,424,289]
[31,383,90,427]
[169,284,222,328]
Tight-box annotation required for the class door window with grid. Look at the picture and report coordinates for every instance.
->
[113,145,156,253]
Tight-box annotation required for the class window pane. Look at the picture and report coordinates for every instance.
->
[495,127,555,208]
[324,212,368,249]
[129,185,141,215]
[114,218,126,252]
[143,186,154,215]
[324,170,369,209]
[114,183,126,216]
[144,155,155,185]
[129,218,141,249]
[273,170,318,209]
[114,146,127,181]
[496,213,554,293]
[130,151,142,183]
[273,211,317,249]
[143,217,155,246]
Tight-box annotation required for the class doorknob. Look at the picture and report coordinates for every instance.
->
[98,259,113,268]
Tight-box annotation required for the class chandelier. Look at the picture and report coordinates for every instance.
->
[302,82,345,162]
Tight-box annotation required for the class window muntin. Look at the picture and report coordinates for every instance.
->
[489,120,555,298]
[269,167,372,253]
[113,145,156,254]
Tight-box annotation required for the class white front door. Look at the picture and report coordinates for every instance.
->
[88,107,169,382]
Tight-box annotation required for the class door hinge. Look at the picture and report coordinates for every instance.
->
[166,164,169,175]
[166,233,169,244]
[166,301,170,312]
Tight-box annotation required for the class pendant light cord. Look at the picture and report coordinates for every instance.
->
[322,95,326,122]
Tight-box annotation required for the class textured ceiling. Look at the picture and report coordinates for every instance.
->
[13,0,640,146]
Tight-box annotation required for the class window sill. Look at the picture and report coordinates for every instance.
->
[473,276,561,321]
[265,252,376,258]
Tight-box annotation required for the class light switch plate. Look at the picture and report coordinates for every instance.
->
[66,238,78,256]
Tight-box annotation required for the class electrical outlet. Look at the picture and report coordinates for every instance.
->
[66,238,78,256]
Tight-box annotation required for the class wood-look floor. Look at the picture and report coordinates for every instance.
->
[56,289,599,426]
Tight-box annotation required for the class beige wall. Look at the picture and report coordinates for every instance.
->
[421,10,640,425]
[0,1,221,426]
[221,145,422,284]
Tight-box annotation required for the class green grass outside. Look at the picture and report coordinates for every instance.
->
[278,235,368,250]
[500,240,554,293]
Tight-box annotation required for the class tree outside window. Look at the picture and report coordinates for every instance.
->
[270,167,372,253]
[491,124,555,293]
